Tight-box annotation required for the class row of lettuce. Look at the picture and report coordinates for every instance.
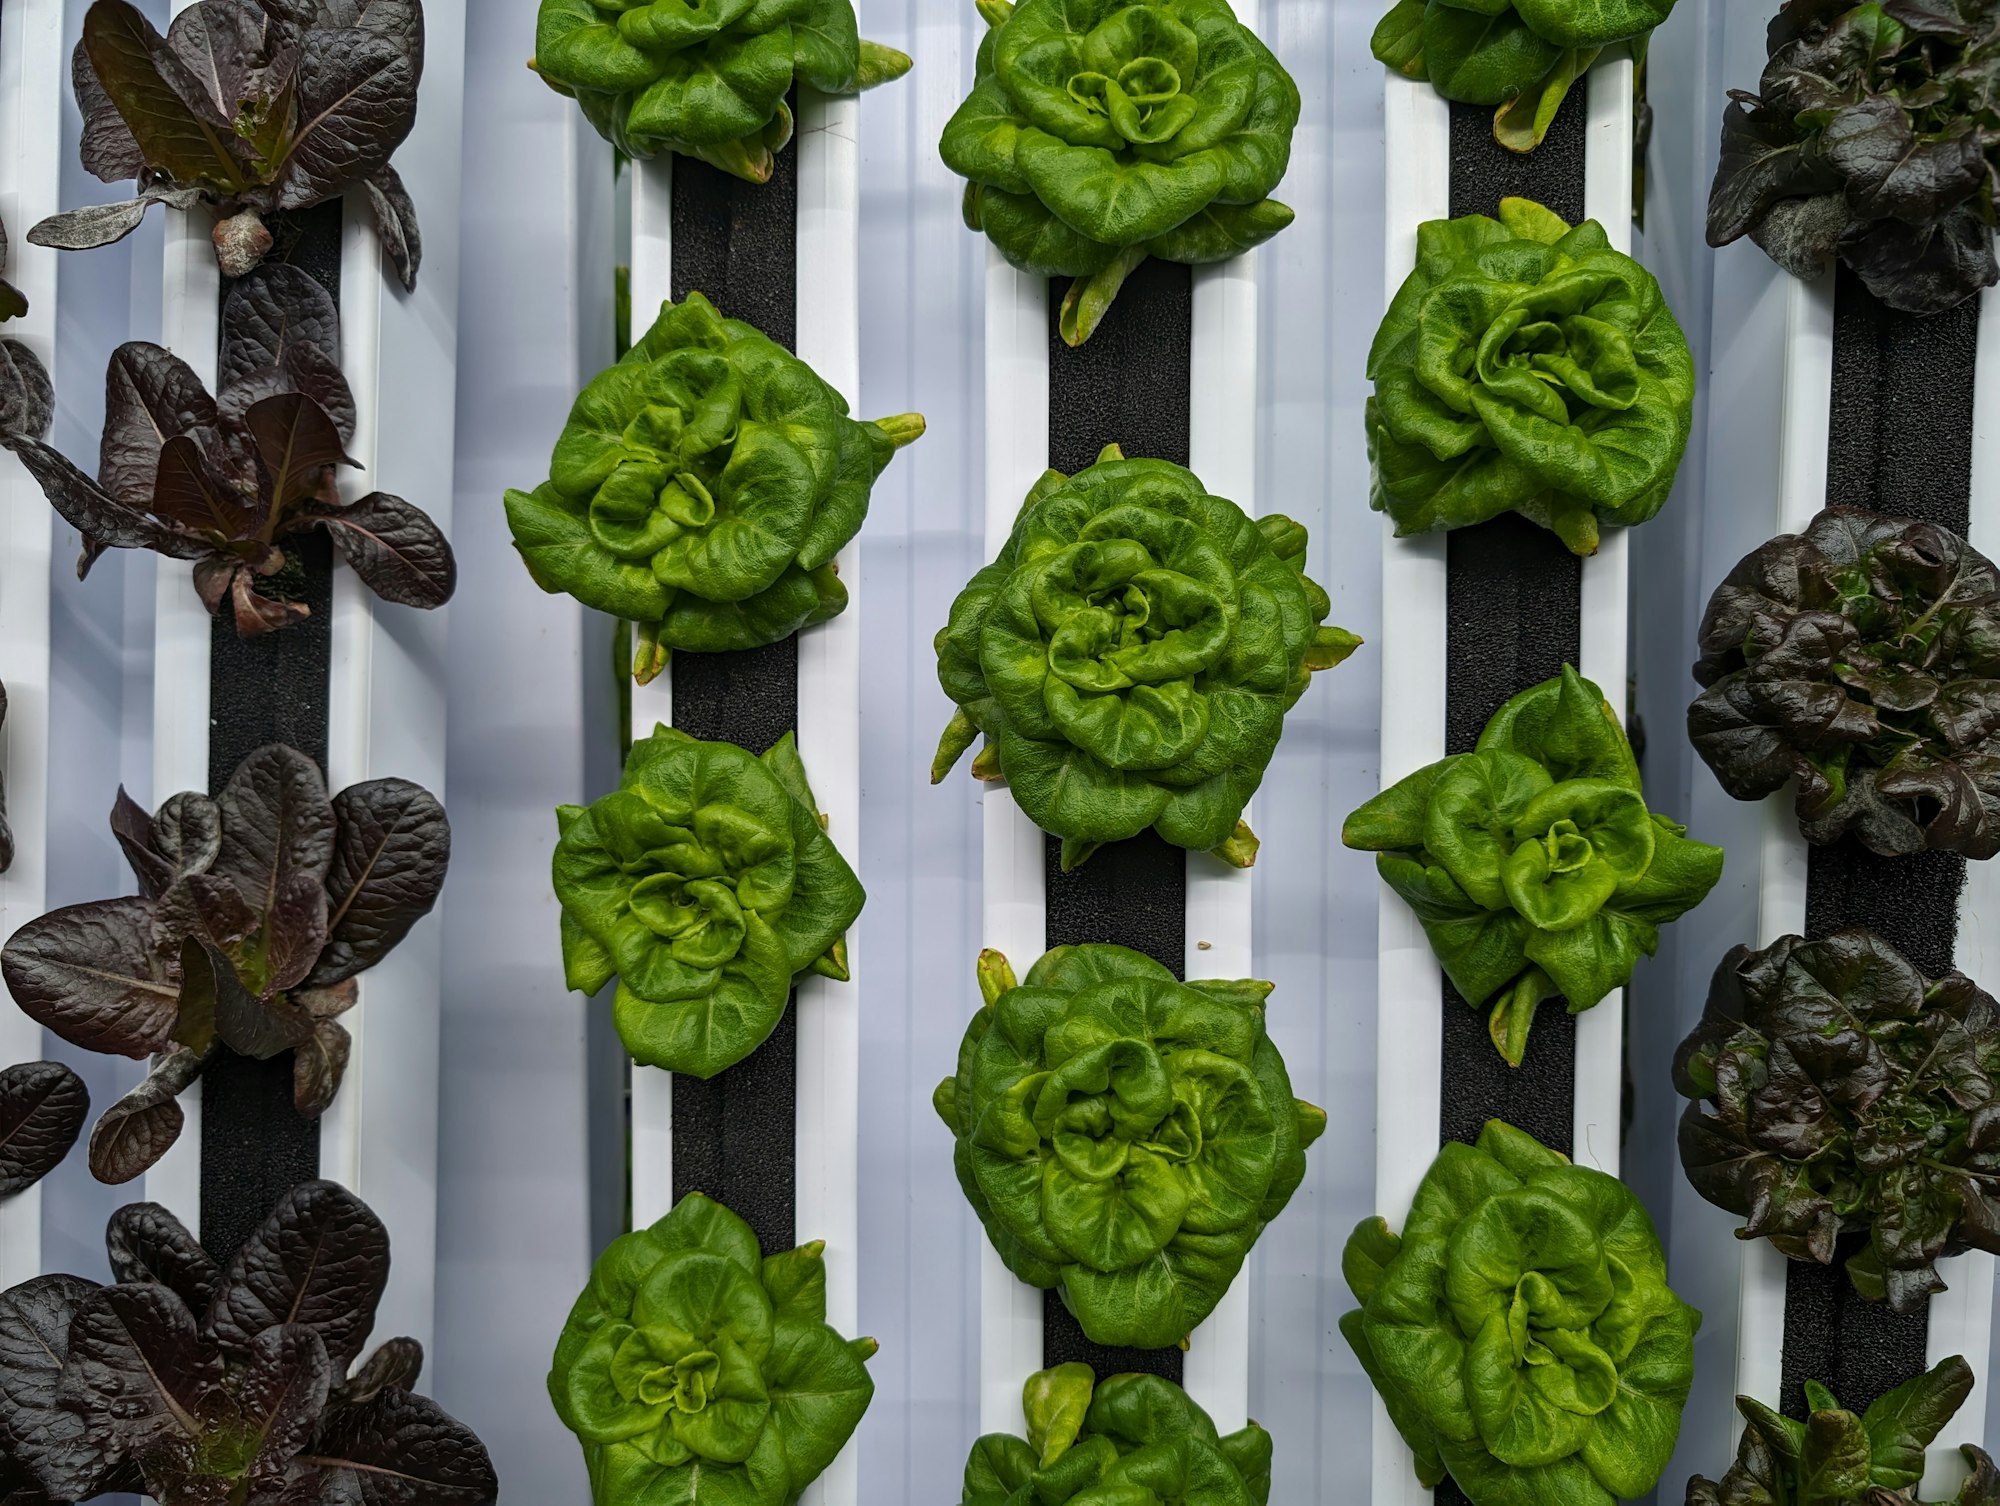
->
[0,0,1994,1503]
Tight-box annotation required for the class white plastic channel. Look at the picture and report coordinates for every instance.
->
[0,0,63,1290]
[1574,56,1634,1179]
[792,85,863,1506]
[1177,0,1259,1438]
[1922,282,2000,1500]
[317,0,466,1355]
[979,246,1049,1434]
[1370,67,1450,1506]
[143,193,221,1229]
[1732,269,1836,1423]
[627,153,676,1228]
[622,112,868,1506]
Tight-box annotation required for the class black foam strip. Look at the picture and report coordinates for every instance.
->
[663,137,802,1257]
[1448,99,1588,225]
[668,130,799,354]
[1781,1233,1932,1417]
[1782,271,1984,1413]
[1432,95,1591,1506]
[1825,267,1977,533]
[1043,832,1187,980]
[672,1004,797,1254]
[198,203,343,1263]
[1034,253,1194,1386]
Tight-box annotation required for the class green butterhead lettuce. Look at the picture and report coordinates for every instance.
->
[935,944,1325,1350]
[554,725,863,1079]
[1344,665,1723,1065]
[933,448,1360,866]
[1368,197,1696,555]
[1344,1120,1700,1506]
[941,0,1301,343]
[960,1363,1274,1506]
[551,1192,876,1506]
[507,294,923,681]
[1372,0,1676,151]
[532,0,913,182]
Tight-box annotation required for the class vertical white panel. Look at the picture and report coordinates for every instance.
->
[142,204,220,1231]
[0,0,64,1290]
[317,0,466,1361]
[794,84,863,1506]
[627,154,675,1229]
[1179,0,1258,1432]
[1573,55,1635,1181]
[979,248,1048,1432]
[1371,67,1450,1506]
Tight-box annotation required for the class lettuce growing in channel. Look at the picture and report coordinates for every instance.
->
[1675,929,2000,1315]
[1371,0,1676,152]
[555,726,863,1080]
[933,446,1359,868]
[0,744,449,1184]
[550,1192,874,1506]
[1690,507,2000,858]
[532,0,912,184]
[32,0,424,284]
[508,293,923,681]
[1369,197,1696,555]
[1345,666,1723,1066]
[1344,1120,1700,1506]
[959,1363,1272,1506]
[935,944,1323,1350]
[941,0,1301,344]
[1687,1358,1996,1506]
[1709,0,2000,317]
[0,1182,497,1505]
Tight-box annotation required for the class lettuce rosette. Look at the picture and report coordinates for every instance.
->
[935,944,1324,1350]
[1372,0,1676,151]
[960,1363,1273,1506]
[1344,1120,1700,1506]
[550,1193,875,1506]
[554,725,862,1080]
[941,0,1301,344]
[933,446,1359,868]
[532,0,912,183]
[1368,198,1696,555]
[1344,666,1723,1065]
[509,294,922,681]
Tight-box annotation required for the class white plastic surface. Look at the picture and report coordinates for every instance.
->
[0,0,62,1292]
[978,247,1049,1432]
[1371,65,1451,1506]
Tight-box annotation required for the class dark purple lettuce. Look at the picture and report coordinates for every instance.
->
[1688,506,2000,857]
[1707,0,2000,315]
[1674,929,2000,1314]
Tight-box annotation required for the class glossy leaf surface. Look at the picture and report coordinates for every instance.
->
[549,1192,873,1506]
[936,944,1324,1348]
[553,726,864,1079]
[1707,0,2000,315]
[1675,928,2000,1313]
[1690,507,2000,858]
[507,293,920,667]
[934,452,1358,857]
[1345,666,1723,1061]
[1368,199,1696,553]
[942,0,1299,339]
[1344,1120,1700,1506]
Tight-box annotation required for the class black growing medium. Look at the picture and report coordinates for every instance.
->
[661,123,802,1258]
[1034,244,1195,1387]
[1778,269,1981,1420]
[199,201,343,1265]
[1432,95,1590,1506]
